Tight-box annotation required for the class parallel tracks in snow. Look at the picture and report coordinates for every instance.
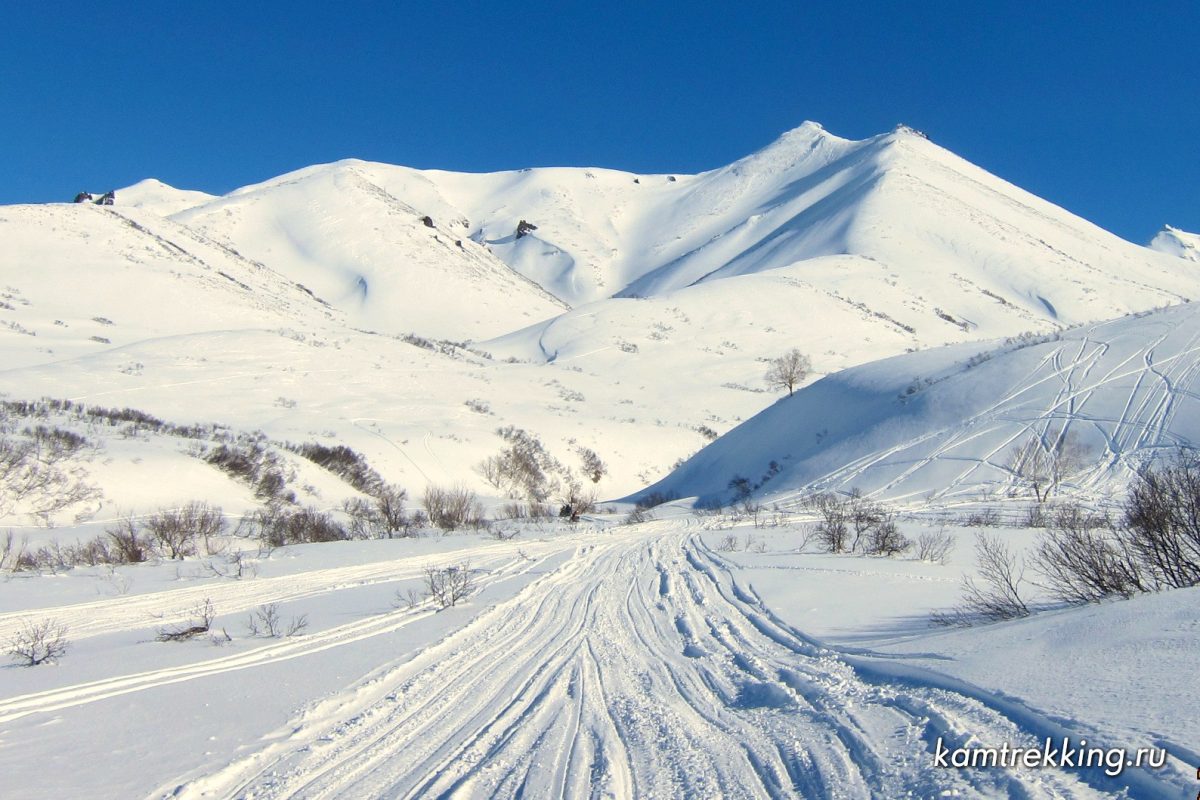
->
[156,526,1169,799]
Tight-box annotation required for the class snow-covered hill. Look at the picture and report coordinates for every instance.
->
[2,122,1197,518]
[1149,225,1200,262]
[646,301,1200,507]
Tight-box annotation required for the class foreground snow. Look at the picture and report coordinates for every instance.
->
[0,515,1192,798]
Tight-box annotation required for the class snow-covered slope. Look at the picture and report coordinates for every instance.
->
[647,301,1200,507]
[1149,225,1200,262]
[0,202,338,369]
[165,162,567,340]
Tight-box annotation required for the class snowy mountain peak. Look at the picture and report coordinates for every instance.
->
[114,178,216,216]
[1149,225,1200,262]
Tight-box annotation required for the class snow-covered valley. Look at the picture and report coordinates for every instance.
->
[2,123,1199,798]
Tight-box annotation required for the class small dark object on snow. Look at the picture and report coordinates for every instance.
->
[420,215,435,228]
[515,219,538,239]
[96,191,115,206]
[73,191,94,203]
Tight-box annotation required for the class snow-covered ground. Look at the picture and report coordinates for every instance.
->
[0,513,1194,798]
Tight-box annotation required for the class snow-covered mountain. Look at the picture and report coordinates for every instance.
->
[1149,225,1200,262]
[3,122,1199,520]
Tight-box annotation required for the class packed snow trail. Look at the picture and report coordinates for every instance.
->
[157,524,1173,800]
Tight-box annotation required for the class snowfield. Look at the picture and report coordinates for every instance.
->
[2,123,1199,797]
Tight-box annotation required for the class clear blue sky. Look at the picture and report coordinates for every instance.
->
[3,2,1196,243]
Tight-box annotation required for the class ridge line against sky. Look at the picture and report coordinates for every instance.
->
[3,1,1197,244]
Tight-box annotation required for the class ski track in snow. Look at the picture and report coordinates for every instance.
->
[135,523,1175,799]
[775,320,1200,506]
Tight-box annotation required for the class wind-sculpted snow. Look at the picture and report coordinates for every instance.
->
[154,527,1167,799]
[648,301,1200,506]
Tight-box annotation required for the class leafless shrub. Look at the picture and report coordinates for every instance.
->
[424,562,475,608]
[205,549,257,580]
[342,486,415,539]
[476,426,564,502]
[1007,429,1092,503]
[423,485,485,531]
[0,427,100,522]
[206,440,294,504]
[6,618,69,665]
[106,515,151,563]
[914,529,955,563]
[498,502,553,521]
[290,442,384,496]
[144,502,225,559]
[1023,503,1050,528]
[1031,521,1146,604]
[1119,451,1200,589]
[488,527,519,541]
[575,445,607,483]
[717,534,739,552]
[862,515,911,556]
[794,524,820,553]
[848,493,884,552]
[934,533,1030,625]
[0,531,28,571]
[157,598,216,642]
[395,587,424,609]
[464,398,491,414]
[960,507,1000,528]
[244,505,349,547]
[810,493,850,552]
[246,603,308,637]
[558,484,597,520]
[624,507,652,525]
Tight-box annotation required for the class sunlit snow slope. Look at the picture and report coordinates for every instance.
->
[647,302,1200,507]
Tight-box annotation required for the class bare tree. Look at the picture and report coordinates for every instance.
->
[1007,429,1092,503]
[764,348,812,396]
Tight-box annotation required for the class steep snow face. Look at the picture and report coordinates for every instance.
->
[167,162,567,340]
[646,301,1200,507]
[1149,225,1200,262]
